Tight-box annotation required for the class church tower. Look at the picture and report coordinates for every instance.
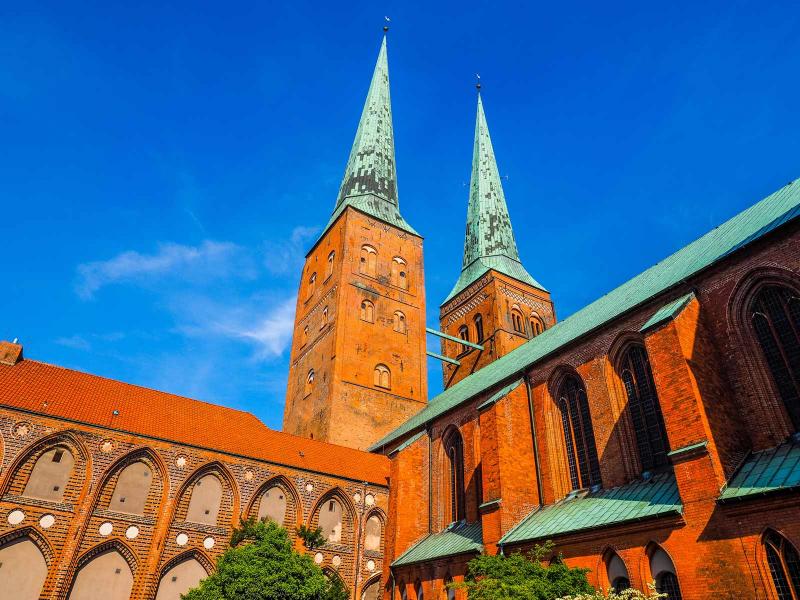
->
[439,91,555,388]
[283,35,427,450]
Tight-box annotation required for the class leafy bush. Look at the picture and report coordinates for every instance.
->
[297,524,327,550]
[183,519,348,600]
[556,583,665,600]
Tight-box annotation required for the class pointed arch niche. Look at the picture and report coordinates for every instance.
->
[0,531,49,600]
[67,542,135,600]
[155,552,212,600]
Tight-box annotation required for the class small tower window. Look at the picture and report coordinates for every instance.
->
[374,364,391,389]
[360,246,377,277]
[393,311,407,333]
[302,325,308,346]
[326,251,335,279]
[305,370,314,396]
[458,325,470,353]
[360,299,375,323]
[391,257,408,289]
[474,314,484,343]
[307,273,317,301]
[321,306,329,329]
[530,315,545,337]
[511,307,525,334]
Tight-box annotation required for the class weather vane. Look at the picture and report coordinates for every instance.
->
[384,16,390,32]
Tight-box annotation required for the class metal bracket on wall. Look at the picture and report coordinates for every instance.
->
[425,327,484,350]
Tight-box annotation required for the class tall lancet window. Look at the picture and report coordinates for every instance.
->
[442,428,465,523]
[558,375,601,490]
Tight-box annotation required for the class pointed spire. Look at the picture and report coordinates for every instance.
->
[318,34,417,241]
[444,92,544,303]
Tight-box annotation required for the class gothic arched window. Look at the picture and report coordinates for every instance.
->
[186,474,223,525]
[393,311,407,334]
[360,246,377,277]
[326,251,335,279]
[307,272,317,300]
[530,315,545,337]
[474,314,484,343]
[511,307,525,334]
[302,325,308,346]
[321,306,329,329]
[619,345,669,472]
[442,428,465,523]
[319,498,343,543]
[258,485,288,525]
[305,370,314,396]
[392,257,408,290]
[361,300,375,323]
[764,529,800,599]
[750,285,800,432]
[374,364,391,389]
[458,325,470,353]
[649,544,683,600]
[109,461,152,515]
[23,446,75,502]
[605,551,630,593]
[558,375,601,490]
[364,515,382,552]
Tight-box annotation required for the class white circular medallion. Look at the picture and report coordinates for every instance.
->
[126,526,139,539]
[100,440,114,453]
[314,552,324,564]
[98,522,113,536]
[366,559,376,572]
[7,510,24,525]
[244,470,254,481]
[176,456,187,468]
[176,533,189,546]
[305,483,314,493]
[365,493,375,507]
[39,514,55,529]
[332,555,342,567]
[203,536,215,549]
[353,492,362,504]
[13,423,30,438]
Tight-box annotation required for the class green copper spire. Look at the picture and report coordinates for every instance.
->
[443,92,544,304]
[318,35,417,240]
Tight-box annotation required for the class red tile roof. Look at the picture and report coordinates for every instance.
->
[0,354,389,485]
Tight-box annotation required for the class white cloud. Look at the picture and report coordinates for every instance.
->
[75,240,246,299]
[263,225,319,276]
[54,334,91,350]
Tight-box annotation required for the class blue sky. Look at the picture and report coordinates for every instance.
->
[2,1,798,431]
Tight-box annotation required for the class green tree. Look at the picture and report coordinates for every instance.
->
[452,542,592,600]
[183,519,348,600]
[297,524,327,550]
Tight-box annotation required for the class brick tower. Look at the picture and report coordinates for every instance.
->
[282,35,427,450]
[439,92,555,388]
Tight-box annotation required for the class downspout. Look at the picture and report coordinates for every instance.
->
[525,373,544,506]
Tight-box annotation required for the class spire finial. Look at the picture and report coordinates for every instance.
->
[475,73,481,92]
[383,15,390,33]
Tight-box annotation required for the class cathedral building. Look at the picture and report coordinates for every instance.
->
[1,31,800,600]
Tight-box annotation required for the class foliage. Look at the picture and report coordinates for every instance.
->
[183,519,348,600]
[556,583,666,600]
[451,542,592,600]
[297,524,327,550]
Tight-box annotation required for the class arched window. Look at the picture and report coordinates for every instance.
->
[319,498,343,543]
[109,461,152,515]
[374,364,391,389]
[764,529,800,599]
[511,307,525,334]
[619,345,669,472]
[185,474,223,525]
[305,370,314,396]
[326,251,335,279]
[302,325,308,346]
[364,515,382,552]
[362,579,382,600]
[399,581,408,600]
[558,375,601,490]
[67,548,133,600]
[442,428,465,523]
[23,446,75,502]
[307,273,317,300]
[649,545,682,600]
[361,299,375,323]
[155,557,208,600]
[393,311,407,333]
[474,314,484,343]
[0,536,48,600]
[605,551,630,592]
[258,485,288,525]
[392,257,408,289]
[321,306,329,328]
[530,315,545,337]
[415,580,424,600]
[360,246,377,277]
[750,285,800,431]
[458,325,470,353]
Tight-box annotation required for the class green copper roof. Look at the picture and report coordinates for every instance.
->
[500,472,682,546]
[392,521,483,567]
[640,292,696,332]
[370,179,800,452]
[444,94,542,304]
[318,36,417,242]
[719,437,800,503]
